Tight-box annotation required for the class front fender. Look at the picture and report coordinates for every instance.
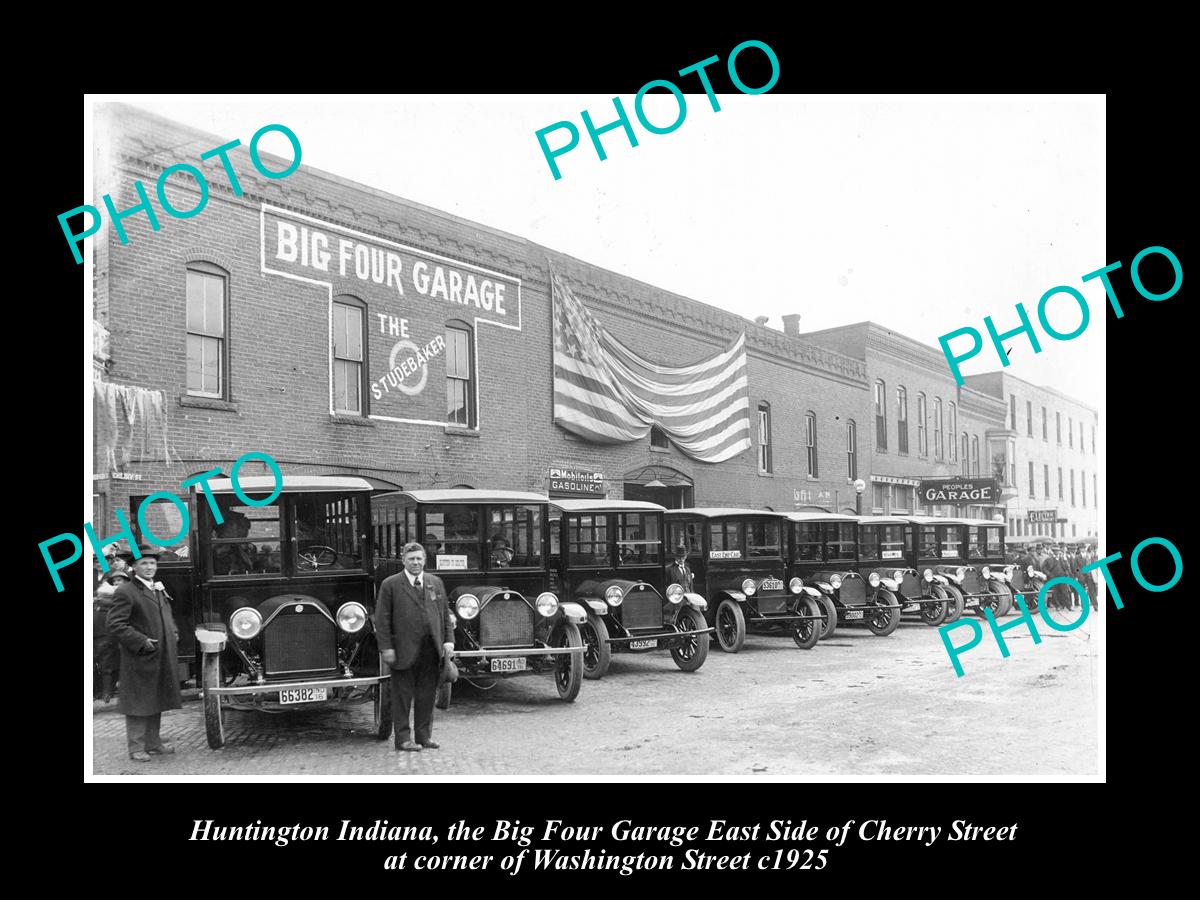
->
[560,601,587,624]
[584,599,608,615]
[722,590,747,602]
[684,592,707,611]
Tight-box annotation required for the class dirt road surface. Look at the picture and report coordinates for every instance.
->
[90,611,1099,778]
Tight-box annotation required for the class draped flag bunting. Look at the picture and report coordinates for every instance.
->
[551,267,752,463]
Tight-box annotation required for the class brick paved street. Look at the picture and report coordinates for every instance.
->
[90,613,1100,778]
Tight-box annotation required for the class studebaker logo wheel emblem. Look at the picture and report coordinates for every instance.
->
[503,593,510,600]
[294,604,304,613]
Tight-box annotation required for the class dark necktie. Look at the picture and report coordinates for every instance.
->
[414,579,422,590]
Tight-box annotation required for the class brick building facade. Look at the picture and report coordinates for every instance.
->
[91,104,871,537]
[962,372,1098,540]
[90,105,1098,545]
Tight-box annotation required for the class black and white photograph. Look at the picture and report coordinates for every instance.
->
[77,88,1115,784]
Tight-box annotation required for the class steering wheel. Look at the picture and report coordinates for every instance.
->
[298,545,339,570]
[490,546,514,568]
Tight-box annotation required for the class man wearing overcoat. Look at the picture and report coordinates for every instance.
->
[666,544,695,594]
[375,542,455,751]
[106,545,182,761]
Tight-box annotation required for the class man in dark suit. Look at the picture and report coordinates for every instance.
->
[375,542,455,752]
[106,545,182,762]
[666,544,695,593]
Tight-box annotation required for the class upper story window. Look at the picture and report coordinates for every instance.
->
[1044,464,1050,499]
[933,398,944,459]
[1058,467,1064,499]
[1068,416,1074,448]
[949,402,958,461]
[1026,400,1033,437]
[846,420,857,481]
[1028,461,1035,499]
[186,264,228,398]
[757,403,772,473]
[896,386,909,454]
[971,435,980,477]
[960,433,970,477]
[1091,424,1095,454]
[805,412,818,477]
[1010,395,1017,429]
[1042,406,1048,441]
[1056,411,1062,445]
[332,297,366,415]
[446,322,474,427]
[650,425,669,449]
[874,380,888,450]
[916,393,928,457]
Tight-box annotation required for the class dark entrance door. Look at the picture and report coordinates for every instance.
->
[625,482,692,509]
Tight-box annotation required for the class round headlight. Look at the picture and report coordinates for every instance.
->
[741,578,756,596]
[893,570,905,582]
[789,577,803,594]
[982,566,992,580]
[336,601,367,634]
[536,592,559,617]
[455,593,479,620]
[230,607,262,640]
[666,583,684,603]
[956,567,966,580]
[923,568,934,582]
[605,585,624,606]
[829,574,843,590]
[868,572,881,588]
[1027,564,1035,578]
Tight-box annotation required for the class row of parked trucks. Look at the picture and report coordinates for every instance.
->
[131,477,1047,748]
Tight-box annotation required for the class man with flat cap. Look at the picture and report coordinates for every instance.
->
[106,545,182,762]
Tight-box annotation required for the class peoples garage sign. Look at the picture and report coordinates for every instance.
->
[918,477,1000,504]
[260,205,522,426]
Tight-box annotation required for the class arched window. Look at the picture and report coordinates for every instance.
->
[757,403,772,473]
[186,262,229,398]
[332,295,367,415]
[971,435,980,477]
[916,392,927,457]
[805,411,818,477]
[933,398,943,459]
[874,380,888,450]
[949,403,958,461]
[846,420,857,481]
[446,320,475,427]
[896,386,909,454]
[960,432,969,476]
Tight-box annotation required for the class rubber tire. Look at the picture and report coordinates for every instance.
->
[435,682,451,710]
[919,589,948,627]
[713,598,746,653]
[553,621,584,702]
[993,581,1014,617]
[581,613,612,680]
[374,656,394,739]
[670,605,710,672]
[202,652,225,750]
[942,585,965,623]
[791,597,821,650]
[815,593,838,640]
[866,590,901,636]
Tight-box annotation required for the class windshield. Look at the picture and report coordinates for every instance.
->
[568,513,609,568]
[487,505,543,569]
[793,522,822,561]
[825,523,856,562]
[292,493,364,572]
[617,512,661,565]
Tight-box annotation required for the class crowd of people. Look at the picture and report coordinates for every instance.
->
[1009,542,1099,611]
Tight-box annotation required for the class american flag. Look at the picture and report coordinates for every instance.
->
[551,268,752,463]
